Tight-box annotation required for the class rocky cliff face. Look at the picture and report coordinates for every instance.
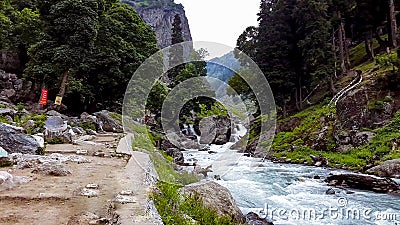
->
[122,0,192,49]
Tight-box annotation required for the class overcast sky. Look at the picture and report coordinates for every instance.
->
[175,0,260,58]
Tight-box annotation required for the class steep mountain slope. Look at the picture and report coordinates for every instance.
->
[122,0,192,48]
[206,51,240,97]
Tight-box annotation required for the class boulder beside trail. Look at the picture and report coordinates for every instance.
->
[0,123,41,154]
[93,110,123,133]
[182,180,245,223]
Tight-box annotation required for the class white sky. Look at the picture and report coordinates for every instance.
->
[175,0,260,58]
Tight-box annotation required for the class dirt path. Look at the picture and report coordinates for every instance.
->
[0,133,162,225]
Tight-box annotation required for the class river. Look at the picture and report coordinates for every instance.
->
[182,127,400,225]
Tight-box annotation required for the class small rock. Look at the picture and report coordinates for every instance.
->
[86,129,97,135]
[208,151,217,154]
[76,149,88,155]
[0,147,8,157]
[80,188,99,198]
[93,152,105,157]
[113,194,136,204]
[32,163,71,176]
[0,171,13,185]
[119,190,135,196]
[67,212,99,225]
[24,120,35,130]
[245,212,274,225]
[326,188,335,195]
[86,184,99,189]
[313,175,321,179]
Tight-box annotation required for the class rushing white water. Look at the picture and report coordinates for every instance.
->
[182,125,400,225]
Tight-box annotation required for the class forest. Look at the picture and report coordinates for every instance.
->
[232,0,400,117]
[0,0,159,113]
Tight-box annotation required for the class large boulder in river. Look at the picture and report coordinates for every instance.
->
[245,212,274,225]
[366,159,400,178]
[182,180,245,223]
[0,123,41,154]
[93,110,123,133]
[199,116,231,145]
[165,148,184,165]
[325,174,400,194]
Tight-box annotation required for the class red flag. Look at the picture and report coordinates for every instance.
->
[40,89,48,105]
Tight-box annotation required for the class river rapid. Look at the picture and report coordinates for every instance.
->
[182,125,400,225]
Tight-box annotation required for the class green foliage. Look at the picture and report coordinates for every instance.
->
[274,111,400,170]
[131,124,156,152]
[355,111,400,162]
[152,182,237,225]
[109,113,122,122]
[22,114,47,134]
[80,122,96,131]
[47,137,64,144]
[368,100,384,110]
[272,104,336,151]
[146,81,169,114]
[0,115,9,124]
[197,102,228,119]
[20,0,158,112]
[35,147,46,155]
[0,160,13,168]
[0,1,43,50]
[16,103,25,112]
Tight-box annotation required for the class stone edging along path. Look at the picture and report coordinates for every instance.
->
[115,133,163,225]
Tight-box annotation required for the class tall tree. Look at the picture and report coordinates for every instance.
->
[235,26,258,67]
[167,14,185,87]
[26,0,99,102]
[388,0,397,48]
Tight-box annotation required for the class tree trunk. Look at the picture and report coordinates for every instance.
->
[332,29,337,78]
[365,31,375,60]
[329,76,336,96]
[298,75,302,110]
[375,30,387,48]
[58,70,69,98]
[388,0,397,48]
[337,11,346,74]
[343,26,351,69]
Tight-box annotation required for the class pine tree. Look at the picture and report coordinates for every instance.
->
[167,14,185,87]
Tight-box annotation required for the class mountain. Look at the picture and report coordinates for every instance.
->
[206,51,240,97]
[207,51,240,82]
[122,0,192,48]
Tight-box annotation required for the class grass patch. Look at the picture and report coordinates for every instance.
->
[47,137,65,144]
[131,123,156,152]
[80,121,96,131]
[272,104,336,151]
[130,123,198,184]
[349,35,386,67]
[22,114,47,134]
[152,182,237,225]
[109,113,122,122]
[274,111,400,170]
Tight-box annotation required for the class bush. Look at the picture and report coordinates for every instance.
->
[152,182,237,225]
[80,121,96,131]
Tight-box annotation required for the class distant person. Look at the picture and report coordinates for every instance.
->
[98,121,104,132]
